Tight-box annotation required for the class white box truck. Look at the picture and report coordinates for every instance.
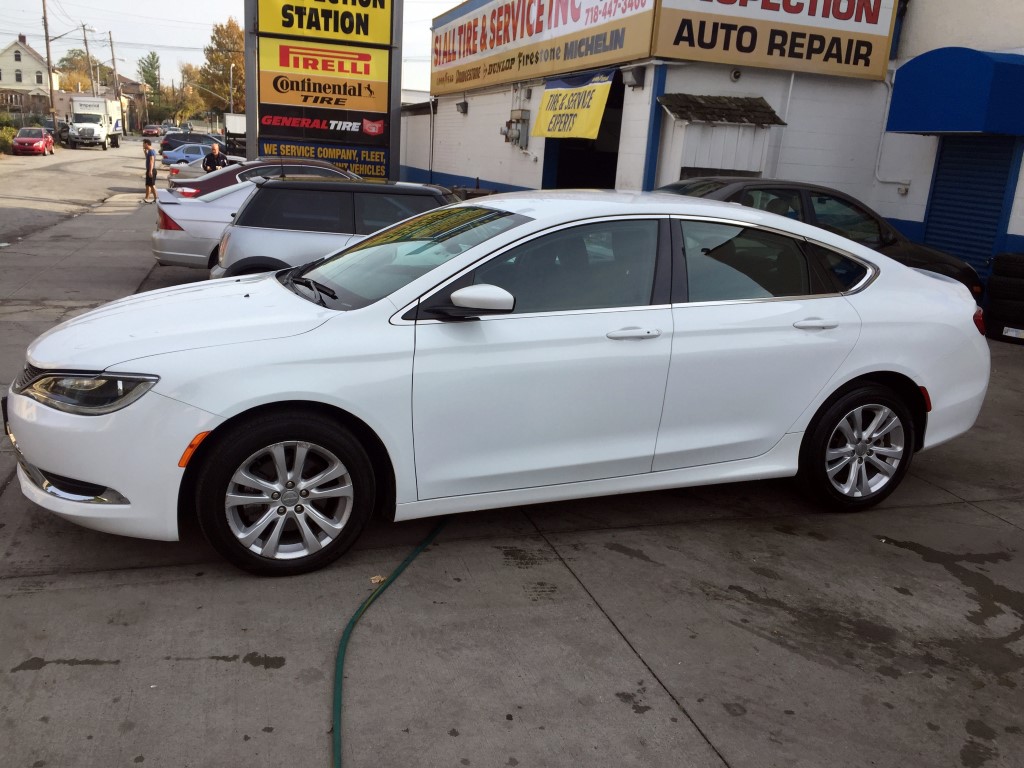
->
[62,95,124,150]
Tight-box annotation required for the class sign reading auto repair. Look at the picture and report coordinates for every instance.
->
[654,0,898,80]
[431,0,655,95]
[256,0,395,177]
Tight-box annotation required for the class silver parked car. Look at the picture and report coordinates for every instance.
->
[212,177,458,279]
[152,182,256,269]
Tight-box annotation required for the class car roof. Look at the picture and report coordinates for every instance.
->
[467,189,873,247]
[255,176,452,194]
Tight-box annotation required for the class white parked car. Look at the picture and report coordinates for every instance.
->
[4,192,990,576]
[151,182,256,269]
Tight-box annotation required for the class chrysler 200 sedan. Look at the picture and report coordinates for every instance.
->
[4,192,990,576]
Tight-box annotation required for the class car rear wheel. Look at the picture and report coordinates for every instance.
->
[798,385,914,510]
[195,411,375,575]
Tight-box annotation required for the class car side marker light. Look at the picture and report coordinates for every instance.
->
[917,387,933,411]
[178,431,211,467]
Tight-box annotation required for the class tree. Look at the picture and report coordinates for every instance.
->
[176,63,208,120]
[57,48,112,92]
[137,51,160,93]
[199,17,244,113]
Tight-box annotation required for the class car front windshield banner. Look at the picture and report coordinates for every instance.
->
[301,206,531,310]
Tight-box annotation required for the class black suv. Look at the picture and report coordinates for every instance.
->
[212,177,458,278]
[659,177,984,300]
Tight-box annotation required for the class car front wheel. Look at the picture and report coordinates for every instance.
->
[195,411,375,575]
[798,385,914,510]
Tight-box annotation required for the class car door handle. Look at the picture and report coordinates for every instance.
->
[606,328,662,340]
[793,318,839,330]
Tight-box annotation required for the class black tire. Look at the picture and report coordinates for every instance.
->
[991,253,1024,279]
[195,411,375,576]
[986,275,1024,302]
[798,385,915,510]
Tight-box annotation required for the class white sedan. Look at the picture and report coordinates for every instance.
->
[151,181,256,269]
[4,192,990,575]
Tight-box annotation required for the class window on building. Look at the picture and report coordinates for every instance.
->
[14,50,22,62]
[36,71,43,84]
[15,69,22,83]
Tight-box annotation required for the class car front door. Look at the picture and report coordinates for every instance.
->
[411,218,673,500]
[653,219,862,471]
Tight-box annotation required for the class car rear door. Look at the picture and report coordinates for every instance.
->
[653,218,862,470]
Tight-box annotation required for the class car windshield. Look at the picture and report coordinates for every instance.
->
[292,205,531,310]
[202,181,254,202]
[72,113,101,124]
[18,128,43,138]
[661,179,729,197]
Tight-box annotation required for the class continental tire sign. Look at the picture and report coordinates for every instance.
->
[653,0,898,80]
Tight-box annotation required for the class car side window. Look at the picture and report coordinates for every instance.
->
[809,193,882,245]
[238,167,282,182]
[237,188,353,233]
[735,188,804,220]
[804,242,870,292]
[680,221,818,301]
[353,193,442,235]
[469,220,659,314]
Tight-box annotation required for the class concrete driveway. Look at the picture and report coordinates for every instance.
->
[0,189,1021,768]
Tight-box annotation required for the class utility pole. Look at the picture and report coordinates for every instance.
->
[41,0,59,136]
[109,31,125,133]
[82,23,96,96]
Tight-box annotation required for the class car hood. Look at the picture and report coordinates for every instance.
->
[28,274,333,370]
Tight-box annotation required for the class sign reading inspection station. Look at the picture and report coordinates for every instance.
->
[654,0,898,80]
[258,0,394,46]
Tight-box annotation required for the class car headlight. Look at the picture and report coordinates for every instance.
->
[14,372,159,415]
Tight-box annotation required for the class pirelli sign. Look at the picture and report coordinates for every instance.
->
[254,0,397,178]
[653,0,898,80]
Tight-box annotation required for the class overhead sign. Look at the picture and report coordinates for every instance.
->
[431,0,655,95]
[531,70,614,139]
[258,0,393,46]
[255,1,396,177]
[653,0,898,80]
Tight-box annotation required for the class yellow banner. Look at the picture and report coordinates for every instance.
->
[259,71,388,112]
[653,9,895,80]
[531,72,613,139]
[258,0,393,46]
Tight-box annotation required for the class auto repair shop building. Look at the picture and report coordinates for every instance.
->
[400,0,1024,275]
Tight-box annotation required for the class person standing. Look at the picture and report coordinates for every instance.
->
[202,142,228,173]
[142,139,157,204]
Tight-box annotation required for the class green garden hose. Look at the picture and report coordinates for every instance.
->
[332,518,448,767]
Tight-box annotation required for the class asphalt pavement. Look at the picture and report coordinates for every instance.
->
[1,191,1023,768]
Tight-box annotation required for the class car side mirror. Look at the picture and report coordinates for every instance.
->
[428,284,515,320]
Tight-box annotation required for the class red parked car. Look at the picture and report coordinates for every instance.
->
[12,127,54,155]
[141,124,162,137]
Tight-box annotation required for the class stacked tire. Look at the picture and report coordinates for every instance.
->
[986,253,1024,345]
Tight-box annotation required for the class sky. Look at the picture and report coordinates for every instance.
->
[0,0,458,93]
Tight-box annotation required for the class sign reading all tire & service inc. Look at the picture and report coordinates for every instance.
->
[653,0,899,80]
[431,0,656,95]
[255,0,397,178]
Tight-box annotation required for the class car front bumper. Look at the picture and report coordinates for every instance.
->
[4,389,223,541]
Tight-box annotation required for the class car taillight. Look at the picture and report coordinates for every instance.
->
[158,210,184,231]
[973,308,985,336]
[169,167,180,176]
[179,188,200,198]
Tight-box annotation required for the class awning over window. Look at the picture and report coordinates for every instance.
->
[657,94,785,127]
[887,47,1024,136]
[532,70,614,141]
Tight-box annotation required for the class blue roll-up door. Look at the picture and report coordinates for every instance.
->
[924,135,1017,275]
